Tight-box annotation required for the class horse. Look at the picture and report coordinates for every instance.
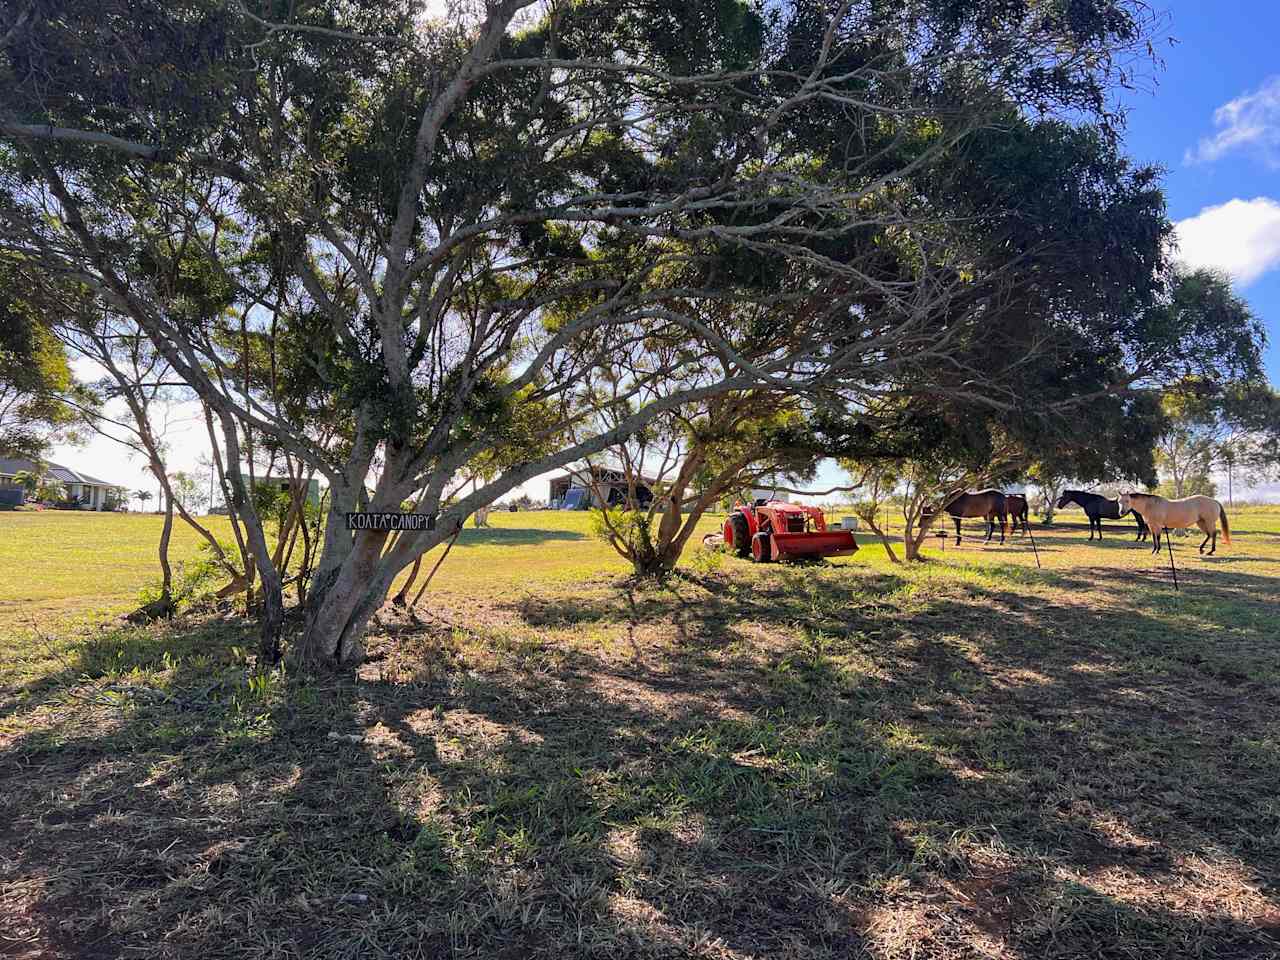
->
[1005,493,1030,535]
[1119,492,1231,556]
[1054,489,1148,541]
[925,489,1007,545]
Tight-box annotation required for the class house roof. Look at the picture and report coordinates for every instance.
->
[551,465,659,487]
[0,457,120,487]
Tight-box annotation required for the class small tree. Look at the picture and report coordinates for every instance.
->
[842,462,901,562]
[1026,463,1065,523]
[1155,392,1223,498]
[586,393,826,577]
[1154,380,1280,499]
[170,471,210,515]
[12,467,68,504]
[12,468,41,498]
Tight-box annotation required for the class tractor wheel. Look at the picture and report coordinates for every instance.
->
[728,512,751,558]
[751,532,773,563]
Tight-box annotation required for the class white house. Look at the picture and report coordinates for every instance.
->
[0,458,124,510]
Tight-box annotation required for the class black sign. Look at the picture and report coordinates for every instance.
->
[346,512,436,531]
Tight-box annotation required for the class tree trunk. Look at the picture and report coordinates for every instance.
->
[158,484,174,599]
[861,515,900,563]
[297,569,389,667]
[902,510,936,562]
[294,529,396,667]
[623,454,743,577]
[391,555,422,606]
[130,476,176,621]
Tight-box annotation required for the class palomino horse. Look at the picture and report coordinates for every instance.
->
[1005,493,1030,535]
[926,490,1007,545]
[1055,489,1148,541]
[1119,492,1231,555]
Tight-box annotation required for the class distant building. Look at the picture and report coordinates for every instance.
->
[0,458,124,511]
[258,475,322,506]
[549,466,654,509]
[209,474,322,513]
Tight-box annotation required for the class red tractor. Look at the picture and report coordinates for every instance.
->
[722,500,857,563]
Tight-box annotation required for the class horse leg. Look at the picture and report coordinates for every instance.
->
[1209,530,1217,555]
[1197,519,1211,554]
[998,512,1006,544]
[1151,526,1163,554]
[954,516,962,545]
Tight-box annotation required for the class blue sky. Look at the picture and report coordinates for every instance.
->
[1129,1,1280,378]
[56,2,1280,502]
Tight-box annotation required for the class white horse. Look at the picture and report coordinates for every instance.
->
[1119,493,1231,556]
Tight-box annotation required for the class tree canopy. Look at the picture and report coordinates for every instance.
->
[2,0,1241,662]
[0,260,87,457]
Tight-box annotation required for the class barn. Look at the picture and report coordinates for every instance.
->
[548,466,655,509]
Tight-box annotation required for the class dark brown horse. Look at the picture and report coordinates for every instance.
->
[1005,493,1030,535]
[927,489,1007,545]
[1055,490,1148,541]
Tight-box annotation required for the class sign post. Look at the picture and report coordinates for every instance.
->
[345,512,436,532]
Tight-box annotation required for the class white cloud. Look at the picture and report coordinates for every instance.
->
[1172,197,1280,286]
[1184,75,1280,167]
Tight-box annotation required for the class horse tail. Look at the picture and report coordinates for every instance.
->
[1219,503,1231,545]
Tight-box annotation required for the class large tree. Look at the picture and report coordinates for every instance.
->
[1,0,1164,664]
[582,101,1191,573]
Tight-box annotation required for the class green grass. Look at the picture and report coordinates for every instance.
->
[0,511,241,618]
[2,507,1280,958]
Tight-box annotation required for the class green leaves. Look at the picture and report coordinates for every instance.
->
[0,261,86,458]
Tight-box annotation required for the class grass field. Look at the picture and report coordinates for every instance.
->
[3,506,1280,958]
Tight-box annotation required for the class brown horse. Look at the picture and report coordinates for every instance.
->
[1005,493,1030,535]
[927,489,1007,545]
[1119,492,1231,555]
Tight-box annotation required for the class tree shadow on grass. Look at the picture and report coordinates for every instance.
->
[456,526,587,546]
[3,556,1280,958]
